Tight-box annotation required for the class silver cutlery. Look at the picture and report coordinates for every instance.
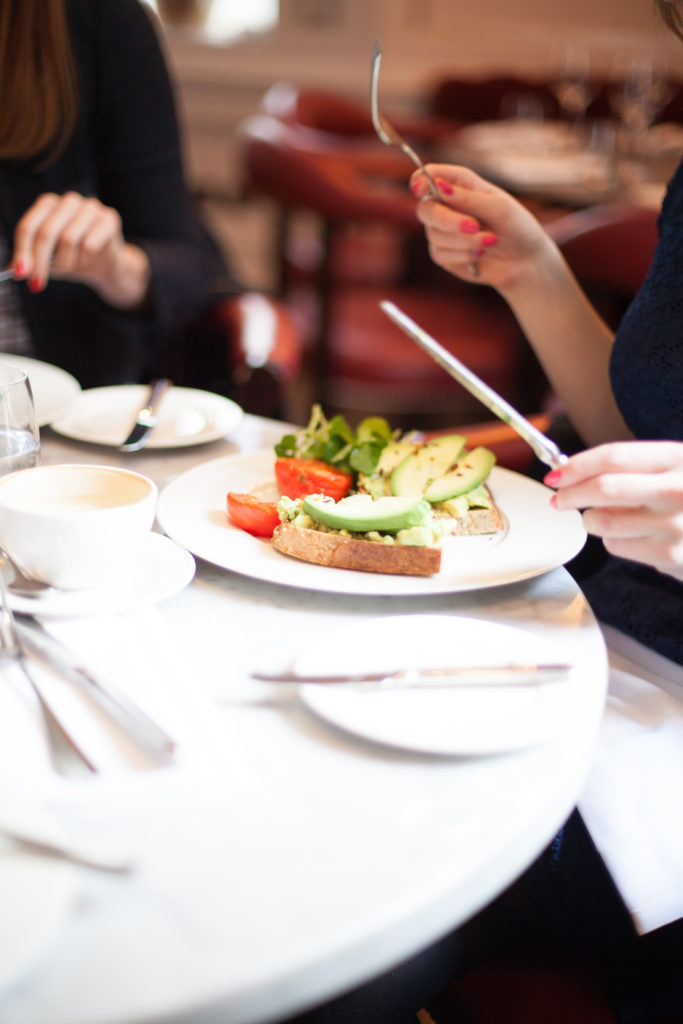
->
[0,573,97,775]
[14,617,178,764]
[0,545,55,599]
[0,268,16,283]
[370,39,439,198]
[0,819,135,873]
[380,300,569,470]
[120,377,172,452]
[251,663,572,688]
[370,41,480,278]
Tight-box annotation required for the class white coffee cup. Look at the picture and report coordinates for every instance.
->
[0,464,157,590]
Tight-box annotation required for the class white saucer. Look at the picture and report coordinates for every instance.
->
[50,384,243,448]
[0,794,74,994]
[9,533,195,617]
[296,615,579,756]
[0,355,81,427]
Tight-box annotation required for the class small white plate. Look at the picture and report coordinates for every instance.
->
[0,355,81,427]
[296,615,578,756]
[8,533,195,617]
[0,795,74,994]
[50,384,243,449]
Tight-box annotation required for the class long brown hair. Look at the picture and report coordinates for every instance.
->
[0,0,77,164]
[655,0,683,41]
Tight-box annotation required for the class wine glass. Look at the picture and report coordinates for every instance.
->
[550,43,596,125]
[609,52,672,138]
[0,365,40,476]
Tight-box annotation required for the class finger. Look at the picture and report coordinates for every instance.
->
[22,192,85,290]
[545,441,683,490]
[52,198,103,272]
[552,471,673,512]
[601,533,683,571]
[12,193,62,280]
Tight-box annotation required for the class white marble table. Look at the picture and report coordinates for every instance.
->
[0,414,608,1024]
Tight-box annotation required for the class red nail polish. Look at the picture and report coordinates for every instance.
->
[549,494,558,508]
[410,179,422,196]
[460,220,479,234]
[13,261,26,277]
[544,469,562,486]
[28,277,43,293]
[476,247,486,258]
[482,233,498,247]
[436,177,454,195]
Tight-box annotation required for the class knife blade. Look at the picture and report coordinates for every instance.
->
[0,268,16,283]
[380,300,568,470]
[119,377,172,452]
[14,617,177,762]
[251,663,572,688]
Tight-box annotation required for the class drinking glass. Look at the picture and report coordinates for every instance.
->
[550,43,596,124]
[0,365,40,476]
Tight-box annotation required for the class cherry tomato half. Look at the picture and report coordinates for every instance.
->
[274,457,352,502]
[227,492,280,538]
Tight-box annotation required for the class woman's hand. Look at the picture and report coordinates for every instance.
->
[546,442,683,582]
[11,191,151,310]
[410,164,557,292]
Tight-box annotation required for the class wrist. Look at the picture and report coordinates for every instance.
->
[93,244,151,311]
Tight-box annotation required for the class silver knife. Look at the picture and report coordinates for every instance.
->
[119,377,172,452]
[0,268,16,283]
[251,663,572,688]
[15,617,177,762]
[380,300,568,470]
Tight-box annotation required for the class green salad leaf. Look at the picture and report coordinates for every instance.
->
[274,405,396,481]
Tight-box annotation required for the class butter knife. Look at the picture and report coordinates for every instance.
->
[251,663,572,688]
[15,617,177,762]
[380,300,568,470]
[0,268,16,283]
[119,377,172,452]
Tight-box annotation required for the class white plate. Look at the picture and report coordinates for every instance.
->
[50,384,243,449]
[296,615,578,755]
[8,533,195,617]
[156,450,586,596]
[0,355,81,427]
[0,796,74,994]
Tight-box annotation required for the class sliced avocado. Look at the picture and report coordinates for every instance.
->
[303,493,431,533]
[391,434,466,497]
[424,446,496,503]
[376,440,418,476]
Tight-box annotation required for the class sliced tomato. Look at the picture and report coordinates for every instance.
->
[227,492,280,538]
[274,457,352,502]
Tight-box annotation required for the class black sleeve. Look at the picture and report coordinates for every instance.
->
[88,0,241,343]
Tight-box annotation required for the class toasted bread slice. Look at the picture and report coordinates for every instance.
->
[432,500,503,537]
[272,522,442,576]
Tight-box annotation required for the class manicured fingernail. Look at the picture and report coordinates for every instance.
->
[436,177,453,195]
[476,247,486,258]
[460,220,479,234]
[544,469,562,486]
[549,494,558,508]
[13,261,27,277]
[28,277,43,293]
[482,233,498,247]
[410,179,423,196]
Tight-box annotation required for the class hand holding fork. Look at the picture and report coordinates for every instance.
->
[369,39,480,278]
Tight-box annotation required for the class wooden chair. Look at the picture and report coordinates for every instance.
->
[237,112,548,428]
[171,291,303,421]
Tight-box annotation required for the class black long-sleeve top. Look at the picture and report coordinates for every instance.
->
[0,0,235,386]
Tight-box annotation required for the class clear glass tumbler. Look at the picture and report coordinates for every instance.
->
[0,364,41,476]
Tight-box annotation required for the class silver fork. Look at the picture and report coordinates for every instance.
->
[0,571,96,775]
[370,39,479,277]
[370,39,440,198]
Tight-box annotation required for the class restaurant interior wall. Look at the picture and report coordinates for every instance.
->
[159,0,679,290]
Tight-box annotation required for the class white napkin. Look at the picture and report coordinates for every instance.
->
[578,623,683,934]
[0,608,248,802]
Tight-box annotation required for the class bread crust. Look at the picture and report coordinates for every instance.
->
[272,522,442,576]
[271,491,503,577]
